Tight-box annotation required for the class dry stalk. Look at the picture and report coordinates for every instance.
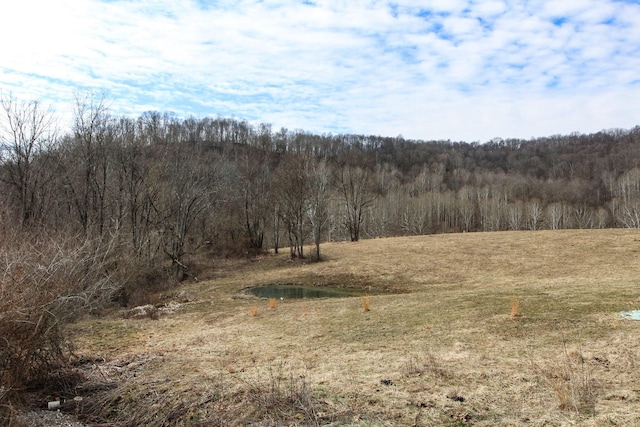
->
[237,362,328,426]
[510,298,521,318]
[250,305,258,316]
[533,341,596,413]
[403,352,451,380]
[268,298,277,309]
[361,296,370,312]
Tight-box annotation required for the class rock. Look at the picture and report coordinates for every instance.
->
[125,304,158,319]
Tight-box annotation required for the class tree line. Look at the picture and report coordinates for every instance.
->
[2,92,640,283]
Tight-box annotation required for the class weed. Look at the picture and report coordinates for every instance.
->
[250,305,258,316]
[403,352,451,380]
[510,298,521,318]
[535,343,595,412]
[361,296,370,312]
[239,362,351,425]
[268,298,277,309]
[403,356,424,377]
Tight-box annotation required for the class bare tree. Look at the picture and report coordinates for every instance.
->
[0,93,57,226]
[154,144,225,280]
[574,204,594,229]
[595,206,610,228]
[60,92,112,235]
[546,202,563,230]
[307,159,330,260]
[477,186,491,231]
[617,200,640,228]
[457,186,475,232]
[507,200,524,230]
[402,197,428,235]
[112,117,159,259]
[237,145,271,251]
[273,153,311,258]
[525,199,544,230]
[489,192,507,231]
[335,162,376,242]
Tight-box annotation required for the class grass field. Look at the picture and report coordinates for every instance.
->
[69,229,640,426]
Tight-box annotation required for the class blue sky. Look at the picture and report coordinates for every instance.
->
[2,0,640,142]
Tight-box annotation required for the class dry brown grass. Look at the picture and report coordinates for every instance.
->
[68,229,640,426]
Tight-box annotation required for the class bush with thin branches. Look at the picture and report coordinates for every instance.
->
[0,228,123,421]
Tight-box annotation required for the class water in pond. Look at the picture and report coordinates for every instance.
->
[247,284,371,299]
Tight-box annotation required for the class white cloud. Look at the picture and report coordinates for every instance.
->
[1,0,639,142]
[471,0,507,18]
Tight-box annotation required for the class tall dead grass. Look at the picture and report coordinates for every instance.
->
[74,358,351,426]
[535,344,596,413]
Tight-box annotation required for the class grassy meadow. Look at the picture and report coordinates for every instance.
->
[69,229,640,426]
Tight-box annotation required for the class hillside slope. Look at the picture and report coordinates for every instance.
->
[67,229,640,426]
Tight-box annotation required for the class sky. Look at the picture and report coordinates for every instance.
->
[2,0,640,143]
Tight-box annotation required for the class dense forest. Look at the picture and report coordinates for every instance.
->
[3,92,640,415]
[3,93,640,277]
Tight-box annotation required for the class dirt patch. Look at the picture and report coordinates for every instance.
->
[16,410,87,427]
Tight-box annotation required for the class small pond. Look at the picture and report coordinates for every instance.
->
[247,284,373,299]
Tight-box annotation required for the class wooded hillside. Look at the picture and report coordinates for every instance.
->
[3,93,640,275]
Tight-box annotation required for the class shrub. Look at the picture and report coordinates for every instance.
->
[0,229,122,419]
